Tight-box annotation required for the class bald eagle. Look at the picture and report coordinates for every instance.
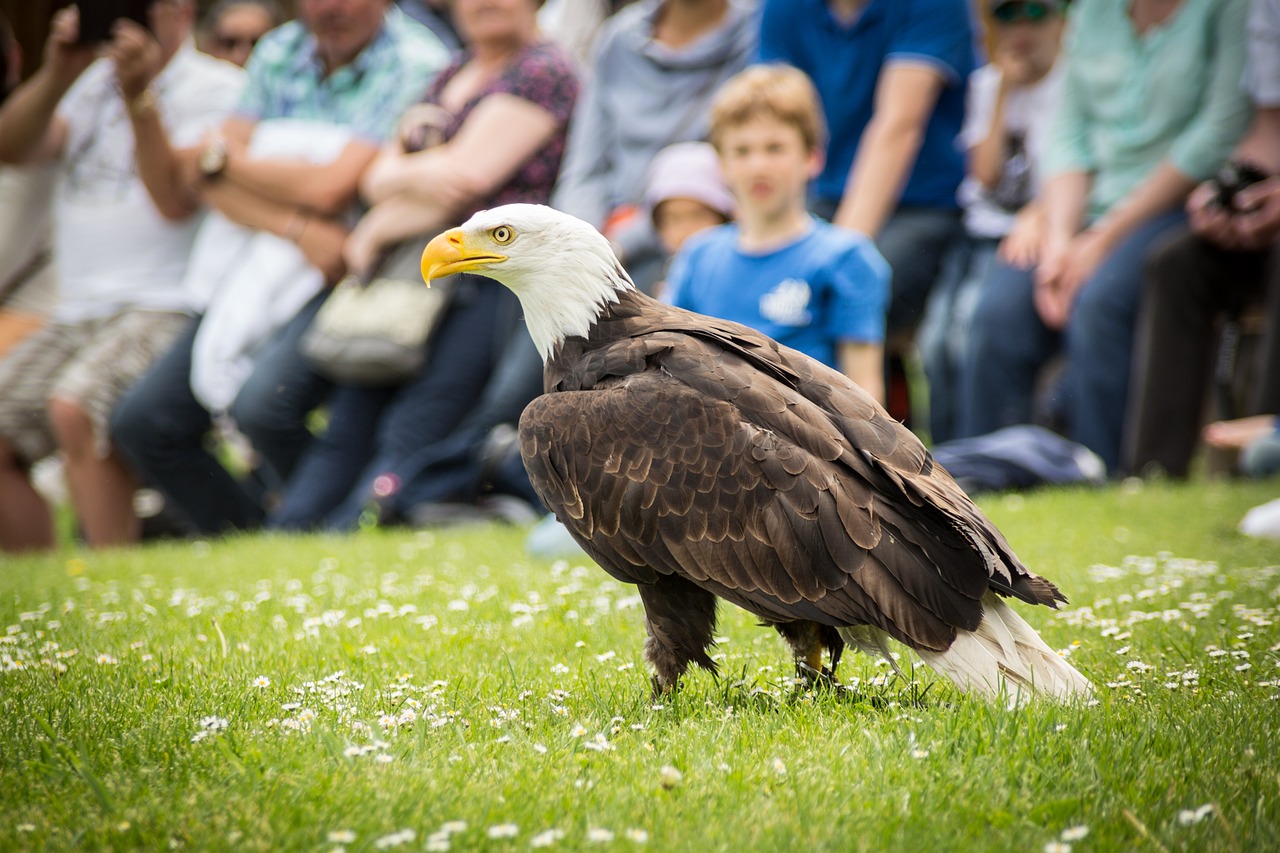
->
[421,204,1093,704]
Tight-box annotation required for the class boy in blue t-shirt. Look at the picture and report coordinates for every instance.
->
[665,65,891,402]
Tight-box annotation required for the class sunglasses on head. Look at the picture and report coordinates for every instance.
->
[215,33,260,51]
[992,1,1056,24]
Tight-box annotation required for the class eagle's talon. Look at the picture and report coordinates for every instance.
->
[795,660,839,690]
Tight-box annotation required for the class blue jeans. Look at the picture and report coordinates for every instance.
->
[385,324,544,515]
[960,210,1186,472]
[269,276,520,531]
[110,292,331,534]
[918,236,998,444]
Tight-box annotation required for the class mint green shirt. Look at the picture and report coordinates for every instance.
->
[1044,0,1252,218]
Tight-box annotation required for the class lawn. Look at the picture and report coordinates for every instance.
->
[2,479,1278,851]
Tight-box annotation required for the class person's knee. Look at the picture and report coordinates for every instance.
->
[0,435,24,471]
[47,397,95,455]
[227,391,281,445]
[229,366,314,444]
[1069,282,1128,351]
[967,292,1020,361]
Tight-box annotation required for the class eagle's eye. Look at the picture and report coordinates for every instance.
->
[491,225,515,245]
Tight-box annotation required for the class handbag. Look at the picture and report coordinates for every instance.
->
[301,238,455,385]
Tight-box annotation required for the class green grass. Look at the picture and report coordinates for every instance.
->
[2,479,1278,851]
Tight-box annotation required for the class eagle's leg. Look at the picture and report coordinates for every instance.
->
[636,576,719,695]
[773,622,845,686]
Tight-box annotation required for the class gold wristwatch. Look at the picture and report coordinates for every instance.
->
[127,88,157,119]
[199,136,229,181]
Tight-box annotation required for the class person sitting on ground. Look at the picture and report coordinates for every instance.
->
[0,1,244,552]
[269,0,580,531]
[917,0,1066,445]
[959,0,1252,475]
[1204,415,1280,479]
[551,0,756,293]
[200,0,285,68]
[1124,0,1280,478]
[665,64,891,403]
[110,0,449,538]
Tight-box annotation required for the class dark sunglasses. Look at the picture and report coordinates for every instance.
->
[215,33,260,51]
[992,1,1056,24]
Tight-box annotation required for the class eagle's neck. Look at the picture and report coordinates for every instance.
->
[517,257,635,361]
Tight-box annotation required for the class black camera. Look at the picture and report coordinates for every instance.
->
[76,0,153,45]
[1211,160,1269,213]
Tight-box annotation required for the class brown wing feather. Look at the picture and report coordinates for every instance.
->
[521,291,1064,653]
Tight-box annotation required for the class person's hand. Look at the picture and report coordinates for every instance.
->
[1232,177,1280,250]
[1187,179,1238,247]
[295,215,348,285]
[342,217,383,279]
[993,44,1037,87]
[1054,226,1113,304]
[998,204,1045,269]
[106,19,161,101]
[44,6,99,86]
[1032,231,1073,330]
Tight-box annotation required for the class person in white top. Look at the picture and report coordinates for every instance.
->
[917,0,1067,444]
[0,1,244,552]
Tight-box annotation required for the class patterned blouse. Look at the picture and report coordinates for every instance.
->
[424,40,581,213]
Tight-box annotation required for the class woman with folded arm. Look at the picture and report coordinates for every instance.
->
[270,0,579,530]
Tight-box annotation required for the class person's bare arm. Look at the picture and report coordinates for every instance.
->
[110,20,201,220]
[215,116,381,216]
[1083,161,1194,252]
[838,340,885,406]
[0,7,93,164]
[204,180,348,283]
[360,94,561,209]
[1031,170,1091,329]
[343,192,454,276]
[833,63,946,238]
[968,86,1009,191]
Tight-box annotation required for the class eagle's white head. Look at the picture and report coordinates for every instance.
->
[420,204,635,360]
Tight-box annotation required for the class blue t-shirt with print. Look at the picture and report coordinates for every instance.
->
[665,219,890,369]
[757,0,976,210]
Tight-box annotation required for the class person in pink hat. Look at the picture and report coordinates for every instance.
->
[643,141,735,297]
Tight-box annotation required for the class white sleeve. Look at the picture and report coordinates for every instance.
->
[1245,0,1280,107]
[959,64,1001,151]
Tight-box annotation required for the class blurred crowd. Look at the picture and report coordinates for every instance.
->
[0,0,1276,554]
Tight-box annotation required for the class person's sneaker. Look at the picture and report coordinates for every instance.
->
[479,494,540,525]
[1239,498,1280,540]
[525,513,588,560]
[405,495,539,528]
[406,501,497,528]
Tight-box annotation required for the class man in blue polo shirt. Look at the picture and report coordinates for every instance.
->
[758,0,976,346]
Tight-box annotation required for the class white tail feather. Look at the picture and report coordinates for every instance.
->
[916,592,1094,706]
[839,624,905,677]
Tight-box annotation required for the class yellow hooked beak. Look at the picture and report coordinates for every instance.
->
[420,227,507,286]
